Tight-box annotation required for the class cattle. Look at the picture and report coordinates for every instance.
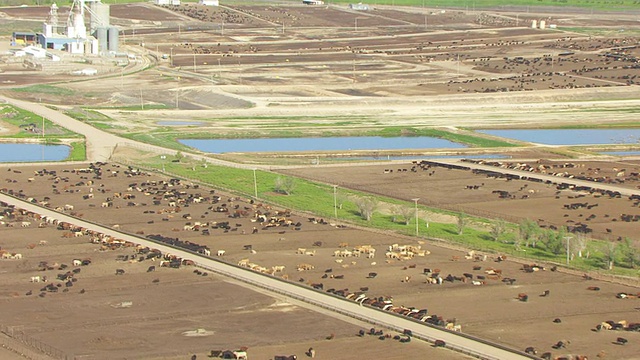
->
[217,250,226,257]
[434,340,446,347]
[552,340,569,349]
[540,290,550,297]
[616,337,628,345]
[306,348,315,358]
[517,293,528,302]
[524,346,537,355]
[30,276,42,283]
[274,356,297,360]
[147,266,156,272]
[115,269,125,275]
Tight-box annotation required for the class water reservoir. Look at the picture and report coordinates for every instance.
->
[0,143,70,163]
[179,136,467,154]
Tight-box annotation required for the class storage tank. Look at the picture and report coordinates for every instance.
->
[107,27,119,53]
[96,27,108,54]
[90,2,110,32]
[539,20,546,29]
[531,20,537,29]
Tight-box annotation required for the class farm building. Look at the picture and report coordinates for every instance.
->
[349,3,370,10]
[11,31,37,46]
[302,0,324,5]
[199,0,219,5]
[155,0,181,5]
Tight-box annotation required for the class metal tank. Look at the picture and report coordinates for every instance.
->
[96,27,108,54]
[107,26,119,53]
[90,2,110,33]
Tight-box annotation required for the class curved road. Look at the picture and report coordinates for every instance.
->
[0,95,254,170]
[0,192,533,360]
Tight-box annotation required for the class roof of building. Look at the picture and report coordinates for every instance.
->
[13,31,36,36]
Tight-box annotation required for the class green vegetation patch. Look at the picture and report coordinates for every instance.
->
[66,140,86,162]
[0,104,81,139]
[11,84,75,97]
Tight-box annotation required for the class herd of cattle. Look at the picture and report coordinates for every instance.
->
[1,161,639,360]
[385,159,640,239]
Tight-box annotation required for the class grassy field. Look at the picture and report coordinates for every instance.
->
[0,104,82,139]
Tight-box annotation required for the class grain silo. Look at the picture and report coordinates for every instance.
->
[90,1,110,33]
[107,26,119,53]
[95,27,107,54]
[539,20,546,29]
[531,20,537,29]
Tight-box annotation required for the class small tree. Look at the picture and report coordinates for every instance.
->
[619,237,638,269]
[393,205,414,225]
[457,213,467,235]
[174,151,184,162]
[572,232,590,259]
[518,219,539,248]
[274,176,296,195]
[490,219,506,242]
[603,242,618,270]
[543,229,565,255]
[354,196,378,222]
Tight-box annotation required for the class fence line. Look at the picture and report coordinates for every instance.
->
[0,325,72,360]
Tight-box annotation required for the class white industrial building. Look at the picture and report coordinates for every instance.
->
[155,0,181,5]
[199,0,219,6]
[36,0,117,55]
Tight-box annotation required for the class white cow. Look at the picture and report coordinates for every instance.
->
[72,259,82,266]
[30,276,41,283]
[217,250,226,257]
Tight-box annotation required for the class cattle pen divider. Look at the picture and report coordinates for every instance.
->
[0,324,73,360]
[0,190,537,360]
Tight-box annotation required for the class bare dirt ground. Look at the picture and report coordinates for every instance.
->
[279,159,640,241]
[1,3,640,359]
[2,2,640,117]
[0,162,638,360]
[0,163,468,360]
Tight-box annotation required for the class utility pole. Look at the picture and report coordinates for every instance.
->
[253,169,258,199]
[412,198,420,236]
[564,236,572,265]
[333,185,338,219]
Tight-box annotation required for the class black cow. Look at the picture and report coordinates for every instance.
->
[115,269,125,275]
[552,340,569,349]
[274,356,297,360]
[616,337,628,345]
